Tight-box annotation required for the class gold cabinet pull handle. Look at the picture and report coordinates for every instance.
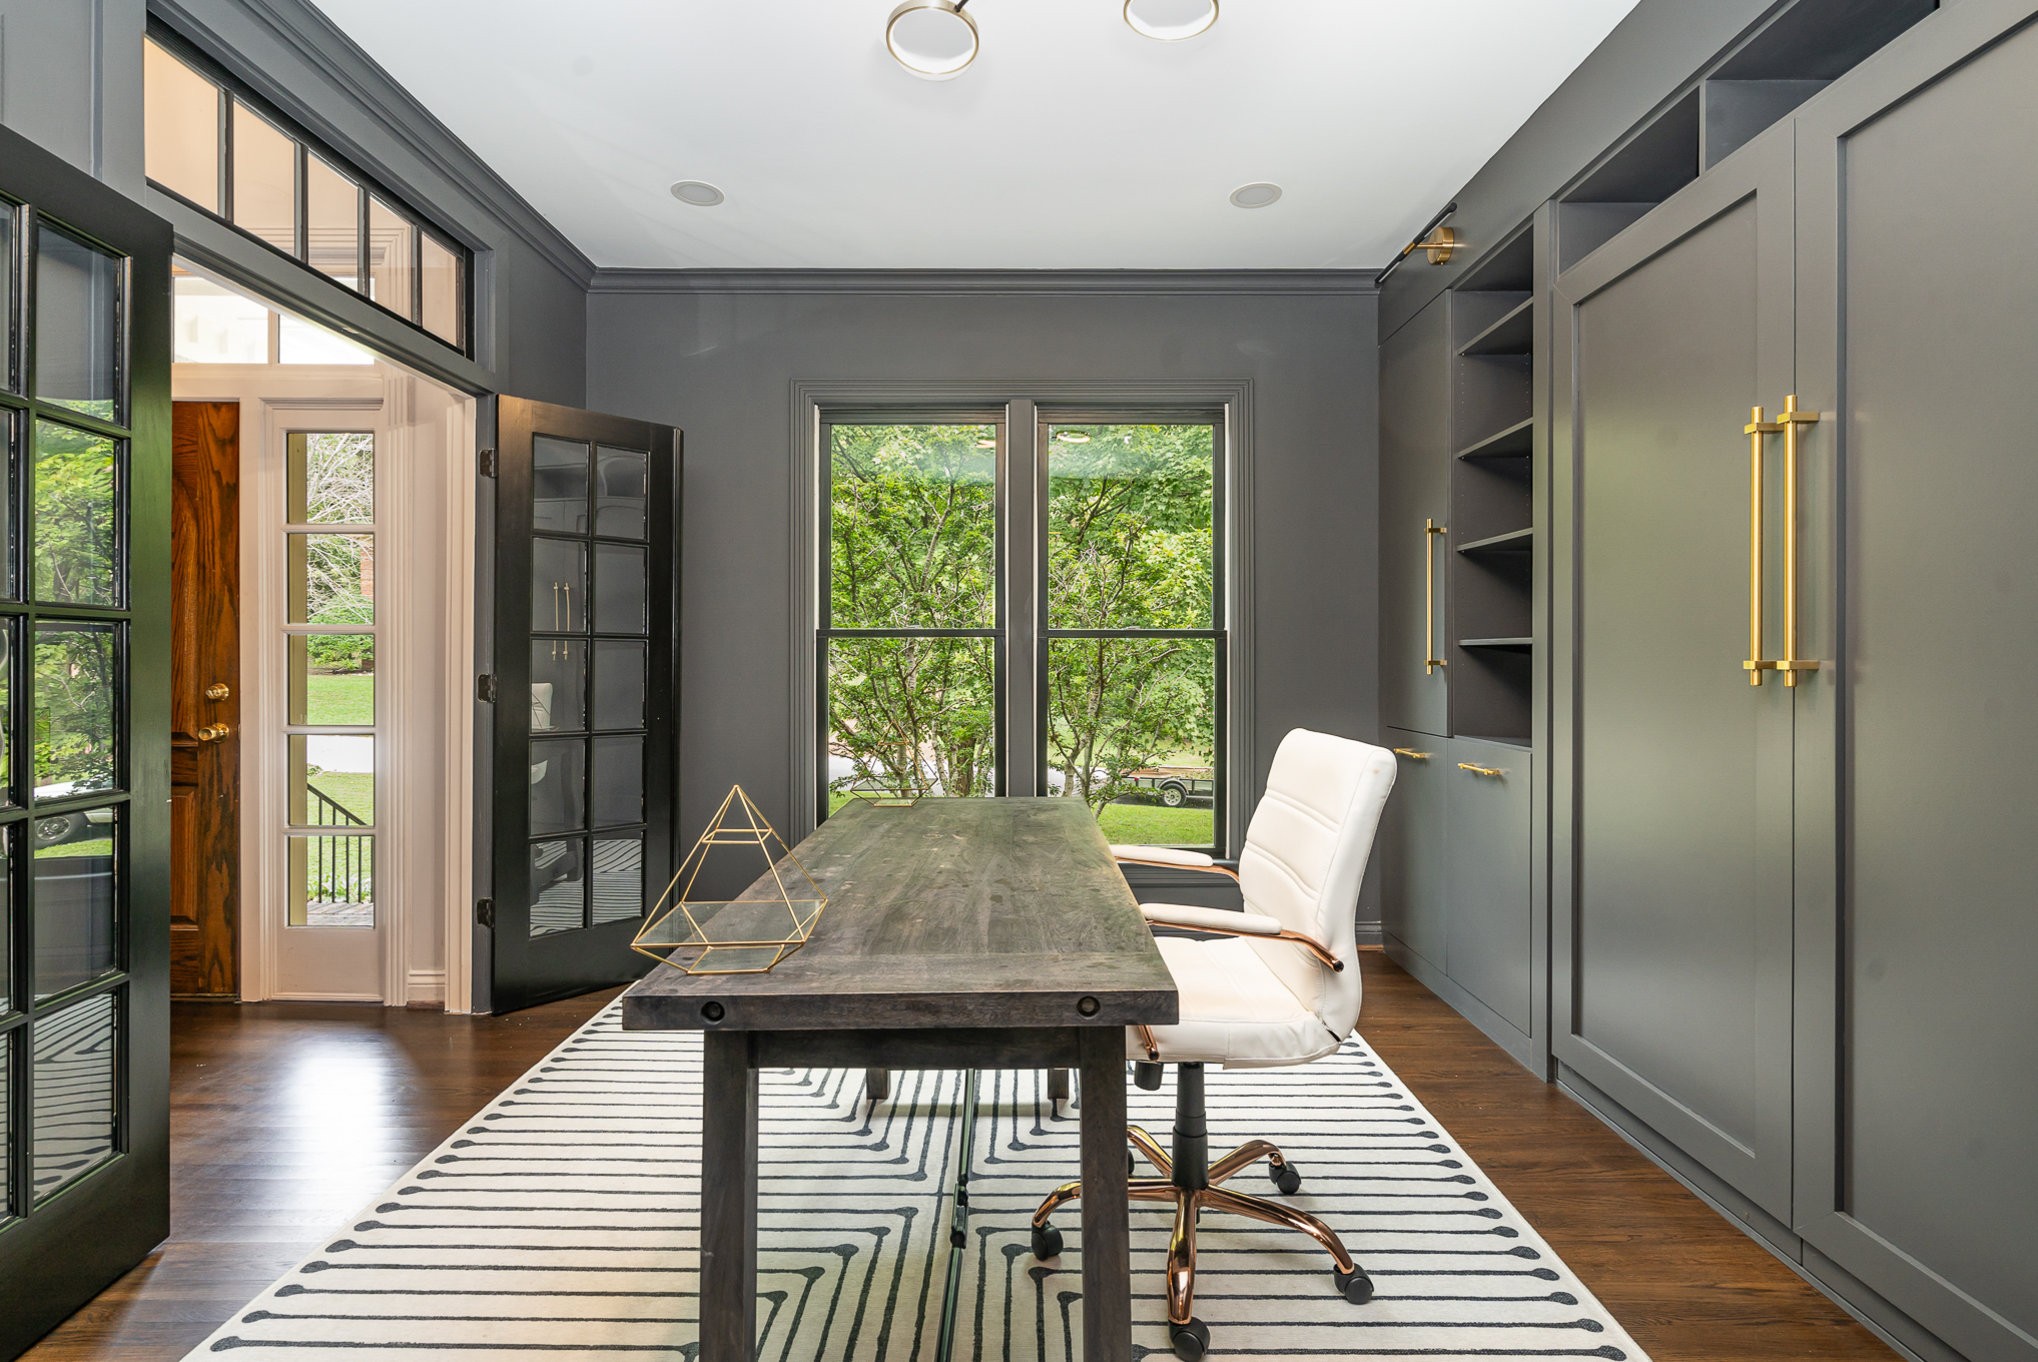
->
[1391,747,1433,761]
[1424,519,1448,675]
[1457,762,1506,778]
[1743,405,1781,684]
[1777,394,1821,687]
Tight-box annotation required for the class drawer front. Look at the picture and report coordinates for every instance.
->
[1444,739,1531,1034]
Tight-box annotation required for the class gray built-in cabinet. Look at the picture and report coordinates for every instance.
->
[1382,1,2038,1358]
[1378,219,1548,1071]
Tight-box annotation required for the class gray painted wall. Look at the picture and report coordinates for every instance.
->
[0,0,591,403]
[584,280,1384,925]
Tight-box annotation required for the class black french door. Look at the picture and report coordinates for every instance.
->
[0,124,174,1353]
[480,398,680,1013]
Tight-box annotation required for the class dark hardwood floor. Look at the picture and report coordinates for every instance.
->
[23,954,1899,1361]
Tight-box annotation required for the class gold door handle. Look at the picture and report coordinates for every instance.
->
[196,723,232,743]
[1777,394,1821,687]
[1391,747,1433,761]
[1457,762,1507,778]
[1424,519,1448,675]
[205,682,231,701]
[1743,406,1782,684]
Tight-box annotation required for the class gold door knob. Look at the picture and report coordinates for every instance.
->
[205,682,231,701]
[196,723,232,743]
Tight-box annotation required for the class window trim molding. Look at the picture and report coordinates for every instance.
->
[788,378,1255,852]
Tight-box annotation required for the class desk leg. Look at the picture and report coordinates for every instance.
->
[701,1032,758,1361]
[1077,1028,1131,1361]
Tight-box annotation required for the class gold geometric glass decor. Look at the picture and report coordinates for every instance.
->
[632,785,827,975]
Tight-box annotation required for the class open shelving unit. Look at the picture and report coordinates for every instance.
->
[1555,0,1939,277]
[1448,225,1536,747]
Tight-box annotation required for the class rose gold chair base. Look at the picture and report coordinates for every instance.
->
[1028,1067,1373,1360]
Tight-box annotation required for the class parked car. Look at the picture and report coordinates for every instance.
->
[31,782,117,849]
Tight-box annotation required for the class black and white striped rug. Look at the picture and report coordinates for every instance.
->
[188,1004,1649,1360]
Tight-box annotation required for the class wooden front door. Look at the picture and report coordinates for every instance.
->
[170,402,240,999]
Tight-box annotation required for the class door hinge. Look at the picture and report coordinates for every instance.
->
[478,447,498,478]
[476,898,496,929]
[477,673,498,703]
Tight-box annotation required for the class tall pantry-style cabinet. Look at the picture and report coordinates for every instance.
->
[1546,3,2038,1358]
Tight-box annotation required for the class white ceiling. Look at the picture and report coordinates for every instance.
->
[308,0,1643,271]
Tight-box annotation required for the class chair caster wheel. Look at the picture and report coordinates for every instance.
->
[1168,1318,1210,1360]
[1335,1266,1374,1304]
[1269,1159,1302,1195]
[1031,1222,1063,1260]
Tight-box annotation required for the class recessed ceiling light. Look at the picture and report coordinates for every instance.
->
[1230,182,1282,210]
[887,0,980,80]
[1125,0,1219,41]
[670,180,725,207]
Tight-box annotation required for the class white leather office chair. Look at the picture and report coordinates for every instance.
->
[1031,728,1397,1361]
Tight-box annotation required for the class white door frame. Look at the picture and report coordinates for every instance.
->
[172,364,476,1008]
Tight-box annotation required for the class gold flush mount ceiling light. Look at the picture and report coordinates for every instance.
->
[888,0,1216,79]
[886,0,980,80]
[1124,0,1219,41]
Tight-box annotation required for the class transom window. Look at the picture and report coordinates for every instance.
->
[143,32,468,351]
[818,410,1227,851]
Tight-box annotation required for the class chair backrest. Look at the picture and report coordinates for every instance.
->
[1237,729,1397,1041]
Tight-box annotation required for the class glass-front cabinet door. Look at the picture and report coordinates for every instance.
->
[482,398,679,1014]
[0,124,173,1355]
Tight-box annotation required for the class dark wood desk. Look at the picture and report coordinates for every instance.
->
[621,797,1179,1361]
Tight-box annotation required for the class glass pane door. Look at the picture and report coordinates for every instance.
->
[0,120,173,1358]
[484,398,677,1013]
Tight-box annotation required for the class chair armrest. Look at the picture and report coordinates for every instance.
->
[1112,844,1214,868]
[1111,845,1240,881]
[1140,903,1282,936]
[1138,903,1346,974]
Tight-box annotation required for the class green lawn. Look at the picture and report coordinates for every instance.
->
[40,836,112,859]
[1095,800,1214,848]
[303,671,375,726]
[823,790,1213,849]
[307,769,375,824]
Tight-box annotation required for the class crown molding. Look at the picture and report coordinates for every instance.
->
[149,0,598,289]
[589,268,1380,298]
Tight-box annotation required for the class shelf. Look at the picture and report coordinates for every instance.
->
[1456,733,1532,750]
[1455,417,1534,461]
[1458,297,1534,357]
[1455,527,1533,555]
[1458,637,1534,651]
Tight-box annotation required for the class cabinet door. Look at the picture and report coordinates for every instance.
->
[1549,130,1798,1221]
[1379,295,1452,737]
[1793,5,2038,1357]
[1445,741,1531,1036]
[1379,731,1448,975]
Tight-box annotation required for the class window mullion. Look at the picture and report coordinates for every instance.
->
[1005,401,1039,797]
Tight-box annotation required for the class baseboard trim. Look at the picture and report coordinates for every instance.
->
[1554,1065,1962,1362]
[1381,935,1537,1073]
[406,968,447,1007]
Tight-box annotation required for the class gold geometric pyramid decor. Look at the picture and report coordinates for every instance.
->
[632,785,827,976]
